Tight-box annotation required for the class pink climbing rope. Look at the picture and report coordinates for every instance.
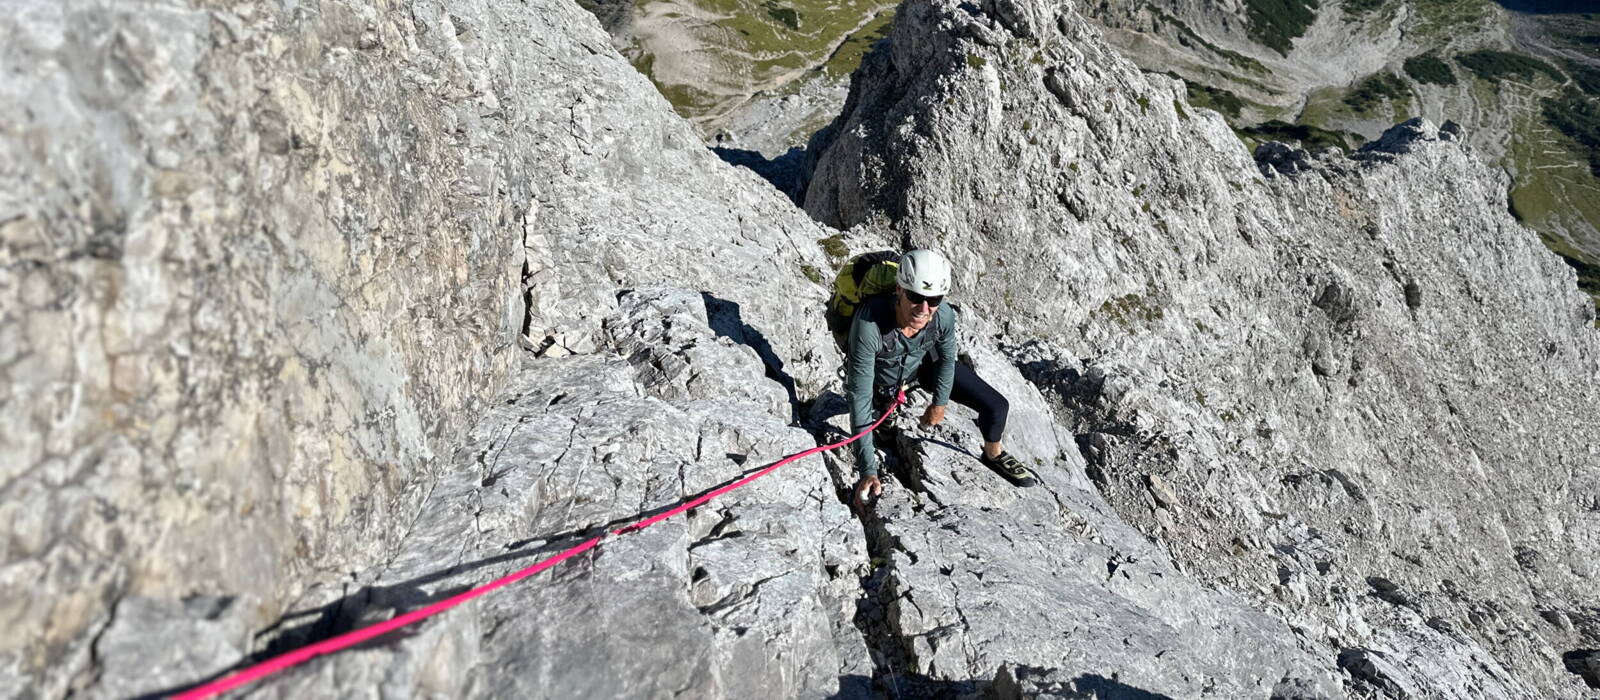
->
[174,389,905,699]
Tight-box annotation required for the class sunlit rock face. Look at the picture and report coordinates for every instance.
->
[6,0,1600,697]
[805,0,1600,695]
[0,0,837,694]
[0,1,525,693]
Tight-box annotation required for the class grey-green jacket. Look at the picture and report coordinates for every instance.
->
[846,294,957,476]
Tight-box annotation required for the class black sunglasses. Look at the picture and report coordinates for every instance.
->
[902,289,944,307]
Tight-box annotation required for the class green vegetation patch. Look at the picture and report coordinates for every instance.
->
[1342,0,1385,18]
[1456,50,1564,85]
[1409,0,1493,39]
[633,0,901,119]
[1542,88,1600,177]
[823,9,894,78]
[801,263,824,284]
[1564,60,1600,97]
[1172,73,1245,119]
[1244,0,1320,56]
[1403,53,1457,86]
[1506,112,1600,319]
[1343,72,1411,114]
[763,1,801,30]
[817,234,849,261]
[1096,292,1165,327]
[1236,120,1355,151]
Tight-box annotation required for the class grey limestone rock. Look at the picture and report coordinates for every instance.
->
[806,0,1600,695]
[84,595,250,699]
[228,289,864,698]
[2,0,841,693]
[9,0,1600,695]
[2,0,527,692]
[1353,117,1441,160]
[1256,141,1315,177]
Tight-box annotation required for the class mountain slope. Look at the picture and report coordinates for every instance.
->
[1084,0,1600,315]
[806,0,1600,694]
[4,0,1599,696]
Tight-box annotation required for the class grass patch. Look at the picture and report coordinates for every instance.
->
[1456,49,1565,85]
[1403,53,1457,86]
[817,234,849,261]
[1236,120,1356,151]
[1563,60,1600,97]
[823,9,894,78]
[1342,0,1385,17]
[801,264,824,284]
[1508,117,1600,226]
[1244,0,1320,55]
[1411,0,1493,35]
[1096,292,1165,327]
[1506,111,1600,318]
[1296,84,1352,125]
[966,53,987,70]
[631,0,900,119]
[763,1,801,30]
[1172,73,1245,119]
[1542,88,1600,177]
[1343,72,1411,113]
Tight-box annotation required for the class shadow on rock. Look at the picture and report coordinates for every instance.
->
[824,667,1176,699]
[149,457,782,698]
[711,145,808,203]
[1563,649,1600,689]
[904,434,977,460]
[702,291,802,424]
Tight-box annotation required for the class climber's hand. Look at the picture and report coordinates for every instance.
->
[853,475,882,513]
[921,404,945,428]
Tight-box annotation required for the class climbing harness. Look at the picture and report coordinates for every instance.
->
[173,389,905,699]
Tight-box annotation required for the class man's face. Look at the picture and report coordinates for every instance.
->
[896,287,941,332]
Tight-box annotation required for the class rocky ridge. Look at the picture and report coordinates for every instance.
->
[1084,0,1407,119]
[3,0,1599,698]
[806,0,1600,694]
[1080,0,1600,279]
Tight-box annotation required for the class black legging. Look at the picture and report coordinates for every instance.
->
[879,359,1009,444]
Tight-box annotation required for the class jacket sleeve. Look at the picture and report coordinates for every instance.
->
[846,307,882,476]
[932,307,957,407]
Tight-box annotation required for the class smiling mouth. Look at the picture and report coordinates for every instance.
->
[911,310,932,323]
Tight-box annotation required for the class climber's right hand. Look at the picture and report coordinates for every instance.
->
[853,475,882,514]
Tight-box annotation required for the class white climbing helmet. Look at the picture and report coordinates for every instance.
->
[896,249,953,296]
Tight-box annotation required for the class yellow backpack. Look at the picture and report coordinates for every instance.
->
[827,251,900,324]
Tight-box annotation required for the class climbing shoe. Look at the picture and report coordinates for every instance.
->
[981,451,1036,487]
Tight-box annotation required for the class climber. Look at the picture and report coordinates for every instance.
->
[828,248,1037,512]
